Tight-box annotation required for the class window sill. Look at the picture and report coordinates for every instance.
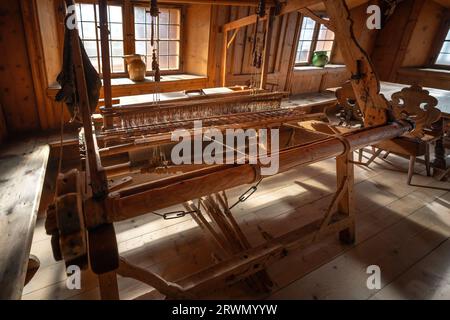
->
[47,73,208,99]
[293,64,346,72]
[398,67,450,77]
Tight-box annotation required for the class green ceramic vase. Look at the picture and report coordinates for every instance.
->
[312,51,329,68]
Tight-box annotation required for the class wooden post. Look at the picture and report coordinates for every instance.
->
[99,0,114,129]
[98,272,120,300]
[324,0,389,127]
[260,8,274,90]
[336,151,355,244]
[65,0,108,197]
[221,28,228,87]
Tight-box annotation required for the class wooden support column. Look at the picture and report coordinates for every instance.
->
[336,151,355,244]
[260,9,274,90]
[221,27,229,87]
[99,0,114,129]
[98,271,120,300]
[324,0,389,127]
[65,0,108,197]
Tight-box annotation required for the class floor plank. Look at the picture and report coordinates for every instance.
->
[23,152,450,300]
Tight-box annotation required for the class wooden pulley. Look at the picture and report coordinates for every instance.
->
[45,169,88,269]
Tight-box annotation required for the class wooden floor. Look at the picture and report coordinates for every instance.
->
[23,151,450,300]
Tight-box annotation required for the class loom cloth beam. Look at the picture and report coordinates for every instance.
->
[102,121,412,225]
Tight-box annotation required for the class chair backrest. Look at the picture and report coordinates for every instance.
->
[391,84,441,137]
[325,81,363,128]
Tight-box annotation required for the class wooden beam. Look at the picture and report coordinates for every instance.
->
[65,0,108,197]
[299,8,334,31]
[227,29,239,48]
[324,0,389,127]
[260,9,275,89]
[223,14,267,32]
[98,272,120,300]
[221,27,228,86]
[99,0,113,129]
[107,122,412,222]
[279,0,324,16]
[160,0,278,6]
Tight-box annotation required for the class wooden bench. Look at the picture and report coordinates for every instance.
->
[0,138,50,299]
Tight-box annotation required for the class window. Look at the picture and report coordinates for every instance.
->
[134,6,181,71]
[435,28,450,67]
[295,17,335,66]
[76,3,125,74]
[74,2,183,77]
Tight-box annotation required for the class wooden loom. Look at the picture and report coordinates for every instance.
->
[45,0,440,300]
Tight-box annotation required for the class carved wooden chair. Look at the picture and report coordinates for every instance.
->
[359,85,442,185]
[325,82,364,128]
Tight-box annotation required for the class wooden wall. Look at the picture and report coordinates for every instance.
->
[372,0,450,89]
[209,2,377,95]
[210,6,306,92]
[0,103,7,142]
[0,0,41,134]
[184,4,212,76]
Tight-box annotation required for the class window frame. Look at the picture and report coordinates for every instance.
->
[74,0,184,78]
[429,11,450,70]
[131,2,184,76]
[294,15,336,67]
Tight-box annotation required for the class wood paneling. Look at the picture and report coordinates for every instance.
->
[184,4,212,76]
[402,0,444,67]
[372,0,448,82]
[0,103,7,142]
[396,68,450,90]
[0,0,41,133]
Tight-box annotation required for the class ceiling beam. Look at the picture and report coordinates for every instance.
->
[159,0,280,6]
[299,8,334,30]
[279,0,324,15]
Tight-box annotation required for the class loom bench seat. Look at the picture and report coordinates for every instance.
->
[0,137,50,299]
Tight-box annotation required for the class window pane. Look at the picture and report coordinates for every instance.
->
[110,23,123,40]
[318,25,335,41]
[160,9,170,24]
[82,22,97,40]
[80,4,95,21]
[136,40,146,55]
[108,5,122,23]
[83,40,97,57]
[436,53,450,66]
[134,7,146,23]
[446,29,450,41]
[111,41,124,56]
[159,41,169,55]
[168,41,179,55]
[169,9,181,25]
[296,17,335,65]
[111,57,124,73]
[169,26,180,40]
[169,56,179,70]
[135,24,146,40]
[441,41,450,54]
[134,7,182,71]
[159,56,169,69]
[159,24,169,40]
[76,3,124,74]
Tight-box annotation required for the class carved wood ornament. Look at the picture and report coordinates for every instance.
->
[391,85,441,137]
